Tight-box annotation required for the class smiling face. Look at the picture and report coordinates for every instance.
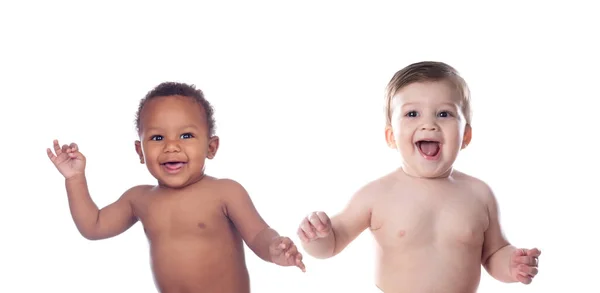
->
[135,95,219,188]
[385,80,471,178]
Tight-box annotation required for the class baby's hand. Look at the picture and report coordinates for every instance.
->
[269,236,306,272]
[47,139,86,179]
[510,248,541,285]
[297,211,332,243]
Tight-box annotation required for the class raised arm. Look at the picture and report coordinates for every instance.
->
[66,176,142,240]
[299,183,373,259]
[220,179,305,271]
[48,140,141,240]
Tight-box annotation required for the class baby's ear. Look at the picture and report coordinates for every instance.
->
[134,140,145,164]
[461,124,472,149]
[384,125,397,149]
[207,136,220,159]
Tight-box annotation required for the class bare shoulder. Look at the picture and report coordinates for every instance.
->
[205,177,248,197]
[363,168,409,196]
[205,177,269,239]
[451,170,497,204]
[201,177,251,211]
[348,170,400,207]
[122,184,154,201]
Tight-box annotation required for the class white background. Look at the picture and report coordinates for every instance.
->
[1,1,598,292]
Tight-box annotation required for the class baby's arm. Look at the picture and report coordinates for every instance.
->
[301,184,373,259]
[66,175,143,240]
[480,182,541,284]
[219,179,283,262]
[480,184,515,282]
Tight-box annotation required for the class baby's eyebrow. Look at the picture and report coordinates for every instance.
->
[143,124,200,132]
[142,127,161,133]
[400,102,418,109]
[439,102,460,109]
[180,124,200,130]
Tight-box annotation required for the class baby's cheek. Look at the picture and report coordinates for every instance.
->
[397,126,414,141]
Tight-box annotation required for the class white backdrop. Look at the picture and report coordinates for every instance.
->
[1,1,598,292]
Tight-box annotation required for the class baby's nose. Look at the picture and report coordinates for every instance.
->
[164,140,181,152]
[420,124,438,131]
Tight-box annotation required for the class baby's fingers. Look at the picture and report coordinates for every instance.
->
[514,255,538,267]
[284,243,298,258]
[53,140,62,155]
[309,212,327,231]
[527,248,541,258]
[295,254,306,272]
[299,218,317,240]
[297,227,310,243]
[315,211,330,225]
[283,244,306,272]
[271,236,292,253]
[68,143,79,153]
[65,143,79,158]
[46,148,57,161]
[518,265,538,277]
[516,273,532,285]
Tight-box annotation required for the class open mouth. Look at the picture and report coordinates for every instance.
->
[161,161,186,172]
[415,140,441,159]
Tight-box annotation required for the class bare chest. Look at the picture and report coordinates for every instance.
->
[132,191,231,240]
[371,186,488,249]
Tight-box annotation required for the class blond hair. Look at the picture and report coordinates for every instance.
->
[384,61,472,126]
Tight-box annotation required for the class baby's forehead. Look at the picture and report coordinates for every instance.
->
[143,96,204,114]
[392,81,463,106]
[140,97,206,126]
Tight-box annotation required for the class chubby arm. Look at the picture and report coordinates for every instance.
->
[66,174,141,240]
[301,184,373,259]
[220,179,280,262]
[480,184,515,282]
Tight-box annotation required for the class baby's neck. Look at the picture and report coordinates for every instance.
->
[156,173,208,189]
[399,165,454,180]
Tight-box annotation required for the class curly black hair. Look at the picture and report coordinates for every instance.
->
[135,82,216,136]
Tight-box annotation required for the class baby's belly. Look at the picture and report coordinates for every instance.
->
[375,245,482,293]
[149,238,249,293]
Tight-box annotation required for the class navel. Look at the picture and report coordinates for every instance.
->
[197,222,206,229]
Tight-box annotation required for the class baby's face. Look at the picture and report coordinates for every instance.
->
[385,80,470,178]
[135,95,218,188]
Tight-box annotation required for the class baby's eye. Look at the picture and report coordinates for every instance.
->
[406,111,418,117]
[438,111,452,118]
[180,133,194,139]
[151,135,163,141]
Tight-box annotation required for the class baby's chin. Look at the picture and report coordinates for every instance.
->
[151,172,206,189]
